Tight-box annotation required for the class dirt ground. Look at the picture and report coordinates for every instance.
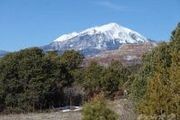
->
[0,111,82,120]
[0,99,136,120]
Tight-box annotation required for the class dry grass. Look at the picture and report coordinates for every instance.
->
[0,99,137,120]
[108,99,137,120]
[0,111,81,120]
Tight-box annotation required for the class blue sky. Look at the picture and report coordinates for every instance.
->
[0,0,180,51]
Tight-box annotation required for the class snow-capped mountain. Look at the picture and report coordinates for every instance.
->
[0,50,8,57]
[42,23,150,56]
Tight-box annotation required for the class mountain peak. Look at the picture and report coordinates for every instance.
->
[54,23,147,43]
[43,23,149,56]
[95,22,120,30]
[83,22,120,33]
[54,23,120,42]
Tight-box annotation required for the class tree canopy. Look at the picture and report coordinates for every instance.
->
[0,48,84,112]
[131,23,180,119]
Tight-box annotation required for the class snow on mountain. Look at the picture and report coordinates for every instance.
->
[54,32,78,42]
[0,50,8,57]
[42,23,150,56]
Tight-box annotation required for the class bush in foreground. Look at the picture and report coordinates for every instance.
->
[82,95,118,120]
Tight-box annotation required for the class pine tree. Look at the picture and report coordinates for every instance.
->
[138,23,180,119]
[82,61,104,98]
[169,23,180,118]
[138,69,173,117]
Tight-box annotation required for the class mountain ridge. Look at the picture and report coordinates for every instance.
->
[42,23,151,56]
[0,50,8,57]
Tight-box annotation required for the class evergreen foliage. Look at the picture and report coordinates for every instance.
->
[81,60,130,98]
[82,95,118,120]
[131,23,180,118]
[0,48,83,112]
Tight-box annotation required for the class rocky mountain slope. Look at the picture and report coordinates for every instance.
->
[84,42,155,65]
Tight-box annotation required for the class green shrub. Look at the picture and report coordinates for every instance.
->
[82,95,118,120]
